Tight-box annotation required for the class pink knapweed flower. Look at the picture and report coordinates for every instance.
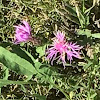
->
[46,31,82,66]
[14,21,32,44]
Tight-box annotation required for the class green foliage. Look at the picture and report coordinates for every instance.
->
[33,94,46,100]
[36,44,47,57]
[92,33,100,38]
[0,46,37,76]
[0,0,100,100]
[0,79,37,88]
[77,29,91,37]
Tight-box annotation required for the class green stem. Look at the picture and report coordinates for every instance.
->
[83,0,85,13]
[50,82,70,100]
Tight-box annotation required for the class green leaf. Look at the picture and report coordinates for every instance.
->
[75,6,84,28]
[33,94,46,100]
[11,45,35,66]
[0,46,37,76]
[57,8,79,25]
[36,45,46,57]
[64,3,77,17]
[2,67,9,80]
[77,29,91,37]
[69,91,74,99]
[92,33,100,38]
[90,89,97,99]
[0,79,37,88]
[34,61,57,84]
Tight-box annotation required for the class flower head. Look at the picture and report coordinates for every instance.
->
[14,21,32,44]
[46,31,82,66]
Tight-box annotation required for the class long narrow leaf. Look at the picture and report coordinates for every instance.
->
[0,46,37,76]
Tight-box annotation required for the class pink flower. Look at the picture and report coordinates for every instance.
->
[46,31,82,66]
[14,21,32,44]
